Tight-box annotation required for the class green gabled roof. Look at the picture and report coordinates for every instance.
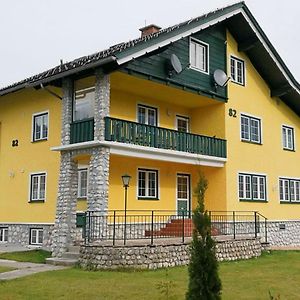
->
[1,1,300,116]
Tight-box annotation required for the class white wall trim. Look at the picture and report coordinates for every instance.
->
[104,141,226,167]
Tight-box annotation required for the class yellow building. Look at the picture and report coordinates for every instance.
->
[0,2,300,254]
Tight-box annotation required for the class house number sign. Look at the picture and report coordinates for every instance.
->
[12,139,19,147]
[228,108,237,118]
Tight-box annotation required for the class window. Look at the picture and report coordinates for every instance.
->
[0,228,8,243]
[279,178,300,203]
[176,116,189,133]
[190,38,209,73]
[231,56,245,85]
[238,173,266,201]
[74,86,95,121]
[33,112,48,141]
[138,169,158,199]
[30,228,43,245]
[241,114,261,144]
[78,169,88,198]
[137,105,157,126]
[30,173,46,201]
[282,125,295,151]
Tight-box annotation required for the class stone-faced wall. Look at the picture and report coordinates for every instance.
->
[79,238,262,270]
[0,223,53,248]
[267,221,300,246]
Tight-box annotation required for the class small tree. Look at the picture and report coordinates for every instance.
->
[186,173,222,300]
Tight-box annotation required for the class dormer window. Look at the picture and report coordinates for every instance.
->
[189,38,209,74]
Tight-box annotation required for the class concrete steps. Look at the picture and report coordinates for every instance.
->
[46,246,80,266]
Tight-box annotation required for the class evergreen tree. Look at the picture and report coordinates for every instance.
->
[186,173,222,300]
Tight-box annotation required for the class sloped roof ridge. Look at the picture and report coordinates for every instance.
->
[0,2,244,94]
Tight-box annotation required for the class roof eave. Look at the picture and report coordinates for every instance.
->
[0,56,117,97]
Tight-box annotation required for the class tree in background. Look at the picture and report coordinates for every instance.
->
[186,173,222,300]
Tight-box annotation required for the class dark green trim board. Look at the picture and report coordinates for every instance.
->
[123,25,228,102]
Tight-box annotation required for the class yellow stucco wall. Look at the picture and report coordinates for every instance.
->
[108,154,226,212]
[225,31,300,219]
[0,88,61,223]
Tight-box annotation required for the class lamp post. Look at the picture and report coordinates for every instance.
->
[122,174,131,245]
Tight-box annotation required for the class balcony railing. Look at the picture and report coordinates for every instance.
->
[70,118,94,144]
[104,117,227,158]
[83,210,268,245]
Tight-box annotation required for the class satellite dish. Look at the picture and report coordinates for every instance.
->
[213,69,230,87]
[170,54,183,74]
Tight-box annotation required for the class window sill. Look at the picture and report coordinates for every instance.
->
[280,201,300,204]
[283,148,295,152]
[239,199,267,203]
[138,197,159,201]
[189,65,209,75]
[231,80,245,87]
[241,140,262,145]
[32,138,48,143]
[28,200,45,203]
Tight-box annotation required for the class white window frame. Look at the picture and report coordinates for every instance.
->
[29,172,47,202]
[238,173,267,201]
[32,111,49,142]
[137,104,158,126]
[279,177,300,203]
[0,227,8,243]
[137,168,159,199]
[230,55,245,86]
[78,168,88,199]
[282,125,295,151]
[240,114,262,144]
[176,115,190,133]
[30,228,43,245]
[189,37,209,74]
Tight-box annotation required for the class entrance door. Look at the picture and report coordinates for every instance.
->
[176,174,190,215]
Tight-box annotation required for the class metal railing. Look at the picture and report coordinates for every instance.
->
[83,210,267,245]
[104,117,227,158]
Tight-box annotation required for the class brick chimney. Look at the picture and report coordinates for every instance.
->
[139,24,161,37]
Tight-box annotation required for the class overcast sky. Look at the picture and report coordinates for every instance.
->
[1,0,300,88]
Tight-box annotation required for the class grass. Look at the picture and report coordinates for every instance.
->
[0,266,15,273]
[0,251,299,299]
[0,250,51,264]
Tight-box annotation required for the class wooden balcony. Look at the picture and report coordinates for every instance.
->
[104,117,227,158]
[70,118,94,144]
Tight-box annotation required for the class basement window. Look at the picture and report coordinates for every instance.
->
[30,228,43,245]
[0,227,8,243]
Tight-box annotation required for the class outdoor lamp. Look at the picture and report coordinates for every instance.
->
[122,174,131,188]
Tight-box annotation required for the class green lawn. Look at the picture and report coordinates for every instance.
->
[0,251,299,299]
[0,250,51,264]
[0,266,15,273]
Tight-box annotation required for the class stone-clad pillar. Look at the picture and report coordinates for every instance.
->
[94,69,110,141]
[61,78,73,145]
[88,147,110,211]
[51,151,78,257]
